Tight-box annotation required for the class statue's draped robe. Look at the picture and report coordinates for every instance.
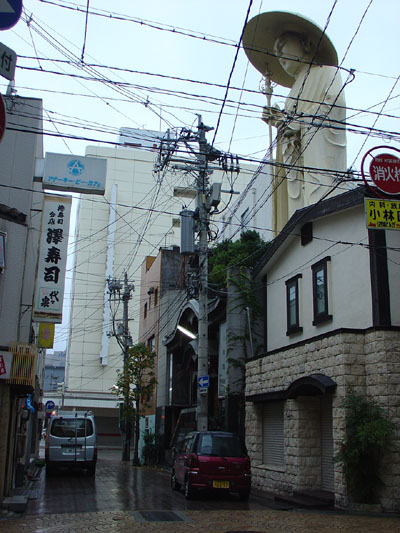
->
[273,65,347,233]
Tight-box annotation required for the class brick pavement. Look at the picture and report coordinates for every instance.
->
[1,508,400,532]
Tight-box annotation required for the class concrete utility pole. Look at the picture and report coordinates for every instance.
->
[154,116,239,432]
[196,116,210,432]
[107,273,134,461]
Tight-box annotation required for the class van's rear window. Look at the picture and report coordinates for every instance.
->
[196,434,247,457]
[51,418,93,438]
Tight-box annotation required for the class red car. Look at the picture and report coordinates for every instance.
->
[171,431,251,500]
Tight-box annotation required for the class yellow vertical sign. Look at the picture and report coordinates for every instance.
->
[365,199,400,230]
[38,323,55,348]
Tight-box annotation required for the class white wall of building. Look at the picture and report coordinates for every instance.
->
[65,138,256,406]
[0,97,43,347]
[265,205,372,353]
[387,229,400,326]
[218,163,273,243]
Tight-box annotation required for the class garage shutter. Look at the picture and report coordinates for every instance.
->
[262,401,284,466]
[320,396,334,491]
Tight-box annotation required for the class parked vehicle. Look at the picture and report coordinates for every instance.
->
[45,410,97,476]
[171,431,251,500]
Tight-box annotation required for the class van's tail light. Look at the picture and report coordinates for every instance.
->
[94,444,97,461]
[244,456,251,472]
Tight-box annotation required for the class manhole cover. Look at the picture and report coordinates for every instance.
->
[132,510,189,522]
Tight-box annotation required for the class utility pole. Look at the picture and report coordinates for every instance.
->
[154,117,239,433]
[196,116,210,432]
[107,273,134,461]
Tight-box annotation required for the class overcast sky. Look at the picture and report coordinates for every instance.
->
[2,0,399,171]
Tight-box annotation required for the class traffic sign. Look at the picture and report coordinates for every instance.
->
[198,375,209,388]
[0,0,22,30]
[45,400,55,411]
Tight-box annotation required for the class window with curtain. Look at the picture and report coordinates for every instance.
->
[312,257,332,325]
[285,274,302,335]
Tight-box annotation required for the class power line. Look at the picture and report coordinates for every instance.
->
[211,0,253,146]
[14,56,400,121]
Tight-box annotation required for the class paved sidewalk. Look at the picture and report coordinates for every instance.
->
[1,508,400,532]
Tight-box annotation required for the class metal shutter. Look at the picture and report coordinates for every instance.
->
[320,396,334,491]
[262,401,284,466]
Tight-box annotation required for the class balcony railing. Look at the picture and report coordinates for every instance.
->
[5,342,37,389]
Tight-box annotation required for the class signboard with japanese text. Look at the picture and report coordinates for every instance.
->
[33,195,72,323]
[365,198,400,230]
[369,153,400,195]
[0,42,16,80]
[0,351,13,379]
[42,153,107,195]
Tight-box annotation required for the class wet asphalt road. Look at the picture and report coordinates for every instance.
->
[26,447,265,515]
[4,447,400,532]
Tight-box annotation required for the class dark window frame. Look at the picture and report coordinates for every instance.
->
[285,274,302,336]
[312,256,332,325]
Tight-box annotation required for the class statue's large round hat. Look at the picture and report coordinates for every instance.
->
[242,11,338,88]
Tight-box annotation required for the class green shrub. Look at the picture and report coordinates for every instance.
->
[334,394,395,503]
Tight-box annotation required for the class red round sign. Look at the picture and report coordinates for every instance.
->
[0,95,5,143]
[369,152,400,195]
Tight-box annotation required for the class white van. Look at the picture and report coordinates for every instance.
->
[45,410,97,476]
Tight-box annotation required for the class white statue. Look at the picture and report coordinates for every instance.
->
[242,12,347,231]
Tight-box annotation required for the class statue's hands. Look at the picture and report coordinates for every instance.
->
[262,104,285,128]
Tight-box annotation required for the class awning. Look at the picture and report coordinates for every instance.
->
[286,374,337,399]
[246,373,337,403]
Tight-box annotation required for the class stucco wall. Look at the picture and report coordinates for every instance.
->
[263,207,372,353]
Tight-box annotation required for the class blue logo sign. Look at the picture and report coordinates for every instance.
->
[67,159,85,177]
[0,0,22,31]
[198,375,209,388]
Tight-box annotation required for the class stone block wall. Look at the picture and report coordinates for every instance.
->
[245,329,400,512]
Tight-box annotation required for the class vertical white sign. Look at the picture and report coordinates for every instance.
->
[218,321,227,398]
[33,195,71,323]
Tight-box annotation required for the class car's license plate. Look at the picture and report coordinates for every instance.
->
[64,446,81,453]
[213,480,229,489]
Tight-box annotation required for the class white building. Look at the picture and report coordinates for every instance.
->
[246,186,400,512]
[0,96,45,501]
[218,160,273,243]
[63,130,258,443]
